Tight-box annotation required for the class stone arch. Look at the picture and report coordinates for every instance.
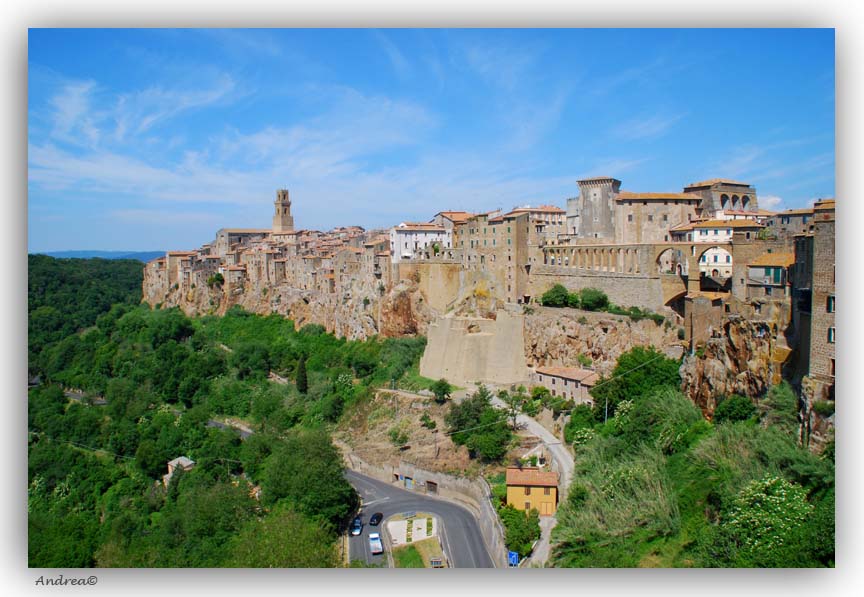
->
[742,195,751,209]
[731,194,740,209]
[656,247,682,274]
[696,245,733,278]
[720,194,730,209]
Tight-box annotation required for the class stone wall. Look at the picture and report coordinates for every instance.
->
[528,265,667,311]
[420,310,530,387]
[340,451,508,568]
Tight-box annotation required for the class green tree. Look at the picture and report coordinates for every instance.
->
[541,284,569,308]
[578,288,609,311]
[589,346,681,421]
[295,356,308,394]
[227,504,339,567]
[498,505,541,558]
[431,378,452,404]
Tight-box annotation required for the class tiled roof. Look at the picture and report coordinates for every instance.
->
[723,209,777,216]
[692,219,763,229]
[535,366,599,385]
[749,252,795,268]
[669,222,695,232]
[616,191,702,201]
[779,208,815,216]
[509,205,566,214]
[395,222,447,232]
[506,467,559,488]
[435,211,475,223]
[685,178,751,188]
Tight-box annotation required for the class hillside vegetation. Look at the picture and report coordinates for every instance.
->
[552,348,835,568]
[28,256,426,567]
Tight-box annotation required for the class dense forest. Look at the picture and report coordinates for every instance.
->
[27,255,426,567]
[552,347,835,567]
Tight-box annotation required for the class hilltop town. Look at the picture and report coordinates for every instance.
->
[144,176,836,450]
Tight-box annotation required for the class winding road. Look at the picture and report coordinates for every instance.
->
[345,470,494,568]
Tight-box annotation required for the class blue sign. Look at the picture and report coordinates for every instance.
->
[508,551,520,567]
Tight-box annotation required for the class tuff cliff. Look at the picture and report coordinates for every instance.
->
[142,266,432,341]
[678,316,777,416]
[522,307,683,377]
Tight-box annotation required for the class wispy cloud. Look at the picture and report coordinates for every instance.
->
[759,194,784,210]
[612,113,685,141]
[372,30,411,79]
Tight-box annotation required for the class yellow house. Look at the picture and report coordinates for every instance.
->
[505,467,559,516]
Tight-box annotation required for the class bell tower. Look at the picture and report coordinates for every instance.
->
[272,188,294,234]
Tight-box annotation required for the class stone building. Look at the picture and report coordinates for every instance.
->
[681,178,759,215]
[791,199,836,404]
[568,176,621,239]
[530,365,598,404]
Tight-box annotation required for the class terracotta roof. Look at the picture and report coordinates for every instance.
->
[375,251,391,257]
[167,251,196,256]
[506,467,559,488]
[779,208,814,216]
[394,223,447,232]
[434,211,475,223]
[535,366,599,385]
[814,199,835,211]
[616,191,702,201]
[509,205,566,214]
[669,222,695,232]
[693,219,763,229]
[749,252,795,268]
[723,208,777,216]
[685,178,751,188]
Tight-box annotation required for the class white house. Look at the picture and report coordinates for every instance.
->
[389,222,452,264]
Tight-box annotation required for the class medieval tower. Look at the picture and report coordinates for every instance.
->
[573,176,621,240]
[272,188,295,234]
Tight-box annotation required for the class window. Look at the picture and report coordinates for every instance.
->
[628,214,633,222]
[830,358,835,377]
[701,255,706,263]
[828,327,835,343]
[524,487,531,496]
[648,215,654,222]
[663,214,668,222]
[544,487,551,496]
[726,255,731,263]
[765,287,772,296]
[746,232,751,240]
[714,229,719,235]
[713,255,718,263]
[525,502,531,510]
[827,295,835,313]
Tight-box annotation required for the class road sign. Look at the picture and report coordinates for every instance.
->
[508,551,520,567]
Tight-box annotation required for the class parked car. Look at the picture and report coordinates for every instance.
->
[369,512,383,526]
[368,532,384,555]
[350,516,363,536]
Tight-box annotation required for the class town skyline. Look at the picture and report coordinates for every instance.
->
[28,28,834,252]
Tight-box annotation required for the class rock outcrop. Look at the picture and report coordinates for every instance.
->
[523,306,682,377]
[679,316,776,415]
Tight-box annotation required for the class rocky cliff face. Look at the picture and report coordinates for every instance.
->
[523,307,682,377]
[142,271,432,341]
[679,316,775,415]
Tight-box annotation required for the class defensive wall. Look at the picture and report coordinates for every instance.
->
[340,449,508,568]
[419,310,530,387]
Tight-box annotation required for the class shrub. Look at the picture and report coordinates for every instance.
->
[577,316,588,325]
[498,505,541,558]
[388,425,409,447]
[541,284,570,308]
[577,353,592,367]
[420,413,437,430]
[713,395,757,424]
[431,378,452,404]
[812,400,835,417]
[677,327,686,340]
[579,288,609,311]
[566,292,580,309]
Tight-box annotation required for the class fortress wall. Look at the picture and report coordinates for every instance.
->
[416,263,462,312]
[528,266,666,311]
[419,311,529,387]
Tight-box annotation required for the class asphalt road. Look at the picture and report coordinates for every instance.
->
[345,470,494,568]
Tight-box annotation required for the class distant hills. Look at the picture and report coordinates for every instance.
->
[37,250,165,262]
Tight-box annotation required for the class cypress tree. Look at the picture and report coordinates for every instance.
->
[296,356,308,394]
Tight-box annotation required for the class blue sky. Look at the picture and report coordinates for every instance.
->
[27,28,835,252]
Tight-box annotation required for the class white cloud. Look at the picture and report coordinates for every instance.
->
[372,30,411,78]
[612,114,685,141]
[759,194,784,209]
